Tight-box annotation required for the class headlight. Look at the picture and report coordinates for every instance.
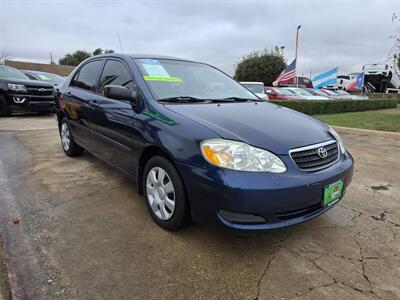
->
[8,83,27,92]
[201,139,286,173]
[329,127,345,154]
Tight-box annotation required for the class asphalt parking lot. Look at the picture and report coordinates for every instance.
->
[0,115,399,300]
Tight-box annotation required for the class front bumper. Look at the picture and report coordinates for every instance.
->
[176,152,354,231]
[8,93,55,113]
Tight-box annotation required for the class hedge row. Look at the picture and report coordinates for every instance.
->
[271,99,398,115]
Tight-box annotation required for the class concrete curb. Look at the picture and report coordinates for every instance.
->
[333,126,400,140]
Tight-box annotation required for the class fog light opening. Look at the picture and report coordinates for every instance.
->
[13,97,27,104]
[219,210,266,224]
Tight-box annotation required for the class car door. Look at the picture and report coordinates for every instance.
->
[64,59,104,150]
[89,58,136,174]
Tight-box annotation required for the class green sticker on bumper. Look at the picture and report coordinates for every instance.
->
[143,76,182,83]
[323,180,344,206]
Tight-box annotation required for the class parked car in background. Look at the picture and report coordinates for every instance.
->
[0,65,55,116]
[335,89,369,100]
[284,87,329,100]
[363,63,400,92]
[265,87,304,100]
[314,89,351,100]
[240,82,268,100]
[337,74,358,91]
[22,70,66,87]
[278,76,313,88]
[55,53,353,231]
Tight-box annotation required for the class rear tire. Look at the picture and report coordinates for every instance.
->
[59,118,84,157]
[0,95,10,117]
[143,156,189,230]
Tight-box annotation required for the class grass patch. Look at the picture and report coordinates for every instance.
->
[314,107,400,132]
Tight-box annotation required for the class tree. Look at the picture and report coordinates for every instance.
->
[234,49,286,86]
[92,48,114,56]
[59,48,115,66]
[59,50,91,66]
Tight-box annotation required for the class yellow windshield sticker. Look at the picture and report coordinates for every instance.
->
[143,76,182,83]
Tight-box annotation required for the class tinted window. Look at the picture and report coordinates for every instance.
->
[99,60,134,93]
[25,73,38,80]
[71,60,103,91]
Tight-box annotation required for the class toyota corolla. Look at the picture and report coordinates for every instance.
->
[55,54,353,231]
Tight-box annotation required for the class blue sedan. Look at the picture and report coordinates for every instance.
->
[55,54,353,231]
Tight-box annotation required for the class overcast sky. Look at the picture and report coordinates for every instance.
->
[0,0,399,77]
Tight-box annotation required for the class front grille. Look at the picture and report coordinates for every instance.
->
[26,86,54,96]
[290,140,339,171]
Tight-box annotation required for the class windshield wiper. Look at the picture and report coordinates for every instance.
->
[213,97,260,102]
[158,96,206,103]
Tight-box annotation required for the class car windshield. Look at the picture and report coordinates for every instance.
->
[275,88,296,95]
[290,88,312,96]
[0,66,29,80]
[314,89,328,96]
[33,72,65,85]
[241,83,264,94]
[134,58,259,101]
[304,88,320,96]
[322,89,337,96]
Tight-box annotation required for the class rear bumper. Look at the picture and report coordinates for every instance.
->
[176,152,354,231]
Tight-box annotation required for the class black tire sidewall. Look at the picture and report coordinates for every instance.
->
[0,95,10,117]
[143,156,188,230]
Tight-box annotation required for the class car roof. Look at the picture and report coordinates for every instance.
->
[92,53,202,64]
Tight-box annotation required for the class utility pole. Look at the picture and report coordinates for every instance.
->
[295,25,301,87]
[117,32,124,53]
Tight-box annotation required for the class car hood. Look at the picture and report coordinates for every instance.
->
[2,78,54,88]
[166,102,333,155]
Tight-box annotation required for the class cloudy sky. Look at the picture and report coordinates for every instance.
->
[0,0,399,77]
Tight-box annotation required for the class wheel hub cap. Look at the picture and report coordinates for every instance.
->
[61,123,70,151]
[146,167,175,221]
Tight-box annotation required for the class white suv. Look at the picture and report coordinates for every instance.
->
[337,74,358,91]
[240,82,269,100]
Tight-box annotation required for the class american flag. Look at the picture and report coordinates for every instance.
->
[272,59,296,86]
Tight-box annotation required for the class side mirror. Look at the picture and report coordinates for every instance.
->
[104,85,138,106]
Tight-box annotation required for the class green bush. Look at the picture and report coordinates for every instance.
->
[234,49,286,85]
[270,99,398,115]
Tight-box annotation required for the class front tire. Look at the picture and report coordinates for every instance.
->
[60,118,84,157]
[143,156,189,230]
[0,95,10,117]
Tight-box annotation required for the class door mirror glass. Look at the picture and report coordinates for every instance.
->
[104,85,138,105]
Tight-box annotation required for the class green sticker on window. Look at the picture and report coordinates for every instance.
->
[143,76,182,83]
[38,74,52,81]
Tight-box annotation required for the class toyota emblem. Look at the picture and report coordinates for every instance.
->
[317,147,328,159]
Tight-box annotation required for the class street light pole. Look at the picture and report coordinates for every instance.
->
[295,25,301,87]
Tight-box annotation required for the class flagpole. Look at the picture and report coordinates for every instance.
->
[295,25,301,87]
